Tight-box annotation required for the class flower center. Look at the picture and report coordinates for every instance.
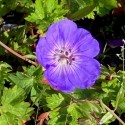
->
[54,48,75,65]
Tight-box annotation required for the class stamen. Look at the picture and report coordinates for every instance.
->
[65,51,69,56]
[54,47,75,65]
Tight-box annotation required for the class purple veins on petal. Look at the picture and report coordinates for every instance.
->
[71,28,100,57]
[44,65,75,92]
[36,19,101,92]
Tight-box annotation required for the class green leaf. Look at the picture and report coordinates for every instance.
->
[100,78,121,105]
[0,62,12,91]
[35,0,45,19]
[0,62,12,70]
[8,72,34,93]
[70,2,96,20]
[25,0,45,22]
[115,87,124,110]
[48,93,102,124]
[0,114,10,125]
[49,107,69,125]
[101,78,120,93]
[69,121,79,125]
[8,65,43,94]
[97,0,117,16]
[25,0,68,32]
[1,86,25,105]
[68,101,102,123]
[45,0,58,13]
[99,112,114,124]
[48,110,59,125]
[72,88,101,100]
[0,85,34,125]
[98,0,117,9]
[117,99,125,113]
[67,103,83,119]
[46,93,66,110]
[25,0,44,22]
[80,101,102,113]
[111,86,125,114]
[0,103,33,125]
[0,0,17,16]
[69,0,80,14]
[69,0,117,19]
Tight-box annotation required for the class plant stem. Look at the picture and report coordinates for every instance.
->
[67,0,70,18]
[0,41,38,66]
[35,106,39,125]
[102,102,125,125]
[103,42,107,53]
[122,39,125,84]
[64,93,125,125]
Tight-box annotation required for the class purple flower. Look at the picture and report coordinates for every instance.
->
[108,39,123,48]
[36,19,100,92]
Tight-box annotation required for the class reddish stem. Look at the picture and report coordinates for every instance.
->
[0,41,38,66]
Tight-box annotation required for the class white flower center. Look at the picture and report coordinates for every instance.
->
[54,48,75,65]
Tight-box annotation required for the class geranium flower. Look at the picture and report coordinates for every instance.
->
[36,19,100,92]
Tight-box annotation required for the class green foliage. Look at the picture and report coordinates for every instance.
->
[0,0,17,16]
[69,0,117,20]
[1,86,25,105]
[0,86,34,125]
[0,0,124,124]
[40,89,103,124]
[46,93,66,110]
[0,62,12,91]
[0,25,37,55]
[70,0,97,20]
[99,112,114,124]
[48,98,103,124]
[97,0,117,15]
[9,71,34,93]
[0,0,33,16]
[25,0,68,32]
[8,65,43,94]
[48,107,68,125]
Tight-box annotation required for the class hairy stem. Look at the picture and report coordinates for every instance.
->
[64,93,125,125]
[0,41,38,66]
[102,102,125,125]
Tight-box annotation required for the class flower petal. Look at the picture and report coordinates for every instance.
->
[65,56,100,89]
[67,65,92,88]
[36,38,56,68]
[44,64,75,92]
[108,39,123,48]
[46,19,77,48]
[72,28,100,57]
[44,56,100,92]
